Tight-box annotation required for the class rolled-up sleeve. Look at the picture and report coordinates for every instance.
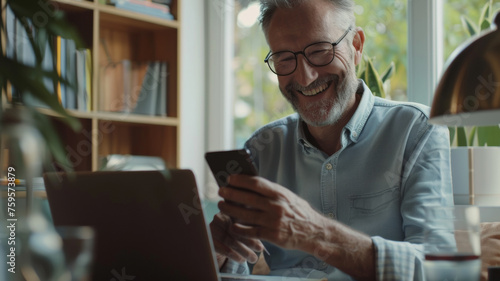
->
[373,123,453,281]
[220,259,250,275]
[373,237,424,280]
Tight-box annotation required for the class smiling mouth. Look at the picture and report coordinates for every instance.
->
[299,81,331,97]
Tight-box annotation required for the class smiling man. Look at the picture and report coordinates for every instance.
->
[209,0,453,280]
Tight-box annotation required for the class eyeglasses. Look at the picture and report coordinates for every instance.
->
[264,27,352,76]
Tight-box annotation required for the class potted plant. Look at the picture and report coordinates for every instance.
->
[357,56,395,99]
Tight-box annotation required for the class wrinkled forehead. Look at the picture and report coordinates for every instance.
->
[265,1,348,51]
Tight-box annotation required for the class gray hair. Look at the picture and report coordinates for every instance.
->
[259,0,356,37]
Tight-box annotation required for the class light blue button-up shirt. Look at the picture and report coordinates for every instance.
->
[222,81,453,280]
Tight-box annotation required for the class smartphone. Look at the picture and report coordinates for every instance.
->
[205,149,257,188]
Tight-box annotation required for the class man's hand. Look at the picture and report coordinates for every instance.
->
[209,211,265,268]
[218,174,376,281]
[217,175,328,252]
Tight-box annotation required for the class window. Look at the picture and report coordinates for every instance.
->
[215,0,500,149]
[353,0,408,101]
[232,1,293,147]
[232,0,408,147]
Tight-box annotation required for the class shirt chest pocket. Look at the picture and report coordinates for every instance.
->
[348,187,401,227]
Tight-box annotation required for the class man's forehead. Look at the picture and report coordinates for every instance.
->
[265,1,345,49]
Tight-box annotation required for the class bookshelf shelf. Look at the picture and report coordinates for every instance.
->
[54,0,96,11]
[37,107,95,120]
[98,5,179,29]
[93,112,180,126]
[38,108,178,126]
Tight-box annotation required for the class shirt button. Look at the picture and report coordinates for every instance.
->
[327,213,335,219]
[352,131,358,138]
[325,163,333,170]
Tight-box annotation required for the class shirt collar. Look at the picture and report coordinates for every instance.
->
[297,79,375,147]
[344,79,374,143]
[297,118,315,150]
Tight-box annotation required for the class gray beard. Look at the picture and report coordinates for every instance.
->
[281,67,359,127]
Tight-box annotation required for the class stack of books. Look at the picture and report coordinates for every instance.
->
[99,57,168,116]
[107,0,174,20]
[5,5,91,112]
[57,37,92,112]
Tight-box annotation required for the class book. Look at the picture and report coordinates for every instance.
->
[108,0,171,13]
[41,39,55,107]
[129,61,150,111]
[13,16,37,105]
[85,49,92,111]
[65,39,77,110]
[5,6,15,62]
[152,0,171,5]
[126,0,170,14]
[133,61,160,115]
[110,0,174,20]
[75,49,86,111]
[58,37,67,108]
[122,59,131,112]
[155,62,167,116]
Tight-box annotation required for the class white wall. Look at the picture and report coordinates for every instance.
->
[179,0,208,197]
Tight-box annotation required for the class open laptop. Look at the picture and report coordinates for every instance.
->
[44,170,320,281]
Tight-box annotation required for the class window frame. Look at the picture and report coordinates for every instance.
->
[206,0,235,151]
[407,0,443,106]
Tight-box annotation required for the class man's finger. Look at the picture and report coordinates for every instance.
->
[212,239,247,264]
[227,175,283,199]
[230,223,273,242]
[219,186,284,213]
[218,200,274,228]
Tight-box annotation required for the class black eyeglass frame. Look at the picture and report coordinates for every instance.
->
[264,26,353,76]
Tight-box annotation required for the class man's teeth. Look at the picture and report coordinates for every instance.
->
[301,83,328,96]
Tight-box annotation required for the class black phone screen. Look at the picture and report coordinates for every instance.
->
[205,149,257,187]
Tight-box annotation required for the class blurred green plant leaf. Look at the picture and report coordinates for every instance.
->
[480,19,491,31]
[468,126,477,146]
[363,57,386,98]
[461,16,478,37]
[380,62,395,84]
[448,127,456,145]
[456,127,468,147]
[478,0,492,27]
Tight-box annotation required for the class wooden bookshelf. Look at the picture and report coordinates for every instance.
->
[49,0,181,171]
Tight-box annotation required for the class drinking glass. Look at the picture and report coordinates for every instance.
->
[423,205,481,281]
[56,226,95,281]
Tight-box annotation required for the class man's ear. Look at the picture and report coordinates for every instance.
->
[352,27,365,66]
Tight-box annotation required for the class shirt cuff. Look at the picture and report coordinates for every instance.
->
[372,236,425,281]
[220,258,250,275]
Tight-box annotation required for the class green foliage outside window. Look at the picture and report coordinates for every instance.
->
[233,0,407,147]
[232,0,500,148]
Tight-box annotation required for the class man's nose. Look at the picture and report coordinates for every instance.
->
[294,55,319,87]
